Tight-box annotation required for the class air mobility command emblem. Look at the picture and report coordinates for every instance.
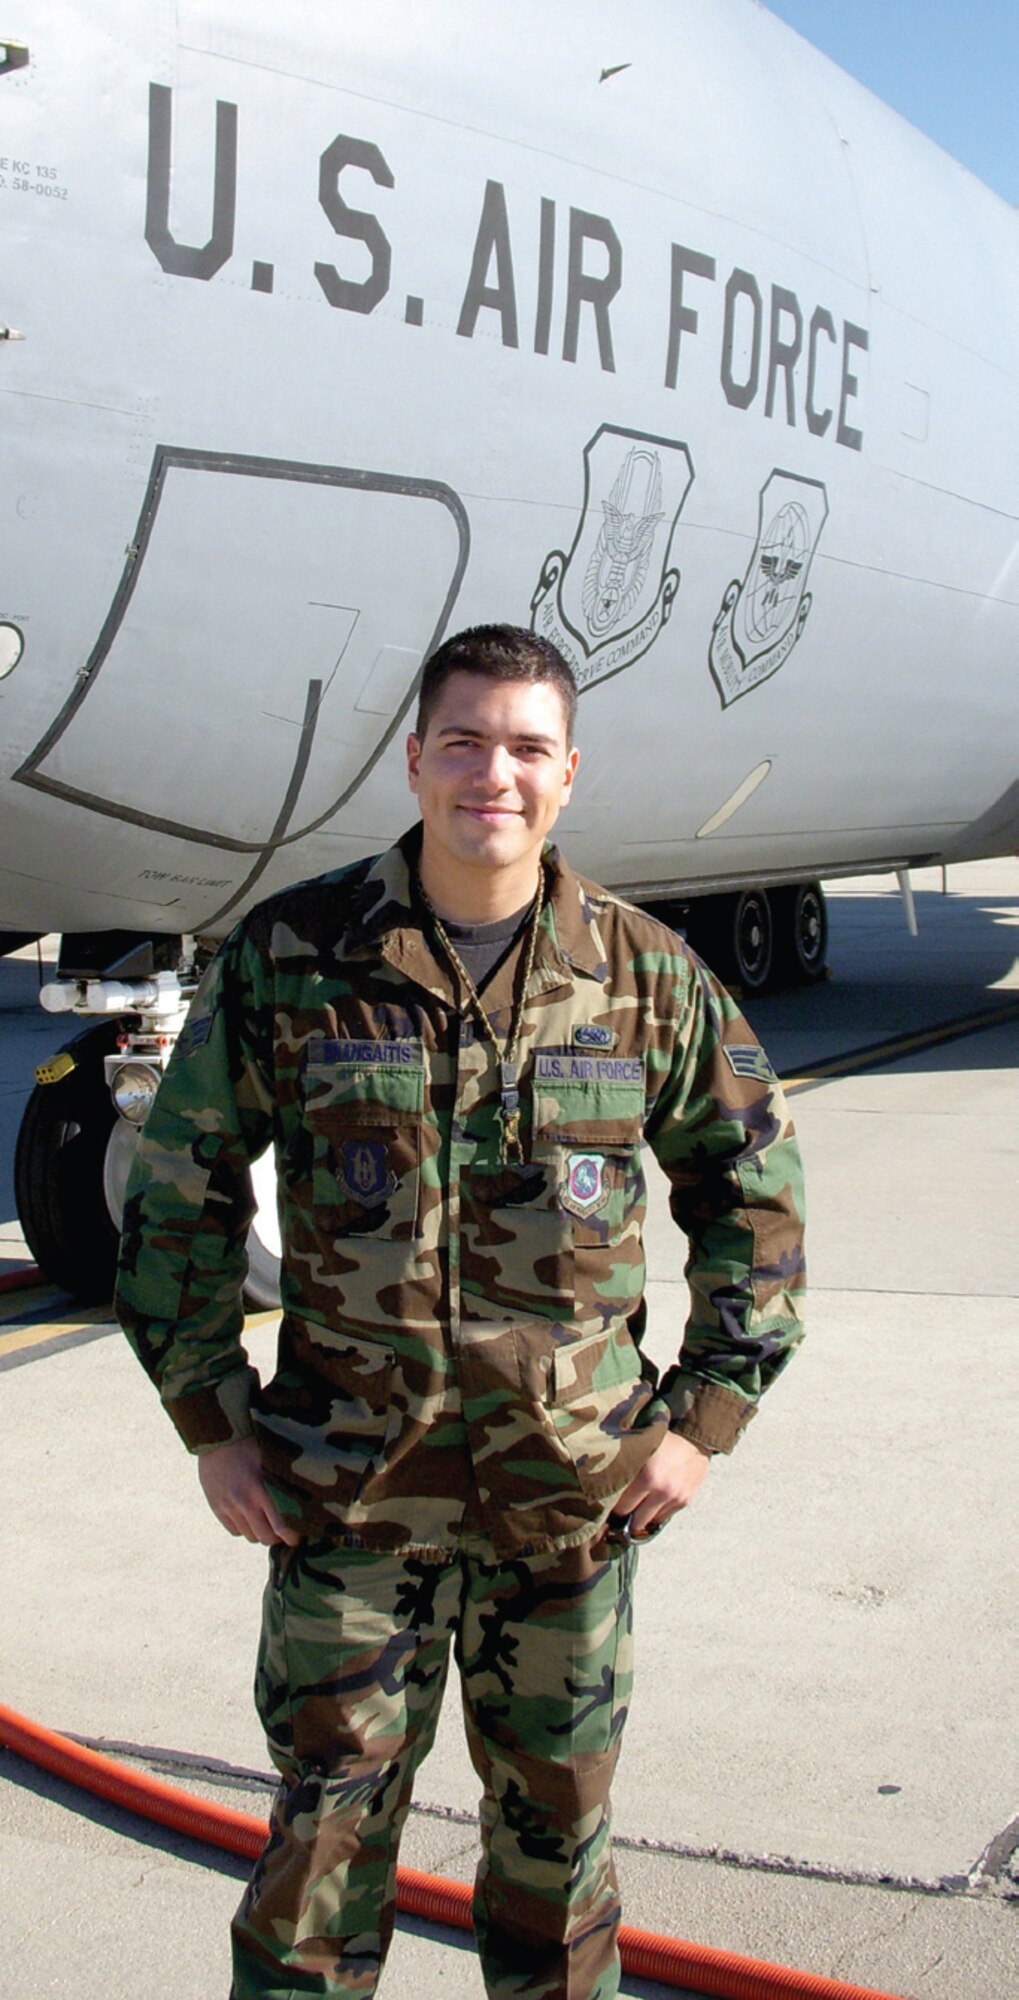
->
[560,1152,611,1219]
[531,425,694,692]
[709,470,828,707]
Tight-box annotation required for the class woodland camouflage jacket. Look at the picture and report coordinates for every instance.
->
[116,830,806,1558]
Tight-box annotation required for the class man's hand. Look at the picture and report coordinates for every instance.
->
[197,1437,301,1547]
[614,1431,711,1538]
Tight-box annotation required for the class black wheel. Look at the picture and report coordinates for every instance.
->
[695,888,774,994]
[14,1021,121,1302]
[15,1019,283,1310]
[773,881,828,984]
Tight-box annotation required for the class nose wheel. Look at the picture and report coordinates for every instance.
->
[16,1023,282,1307]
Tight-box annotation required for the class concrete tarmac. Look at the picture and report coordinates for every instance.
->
[1,862,1016,2000]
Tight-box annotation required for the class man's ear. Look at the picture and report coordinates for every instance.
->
[560,744,580,805]
[406,732,422,793]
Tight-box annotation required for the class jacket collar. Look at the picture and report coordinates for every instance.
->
[342,824,608,997]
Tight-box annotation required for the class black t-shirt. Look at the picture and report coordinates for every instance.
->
[441,902,532,994]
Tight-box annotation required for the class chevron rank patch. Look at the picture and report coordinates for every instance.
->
[175,1015,213,1060]
[723,1044,776,1082]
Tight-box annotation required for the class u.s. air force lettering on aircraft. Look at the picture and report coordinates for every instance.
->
[530,427,692,692]
[709,472,829,708]
[143,84,869,448]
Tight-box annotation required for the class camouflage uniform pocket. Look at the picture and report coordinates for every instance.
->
[543,1325,663,1499]
[531,1075,646,1315]
[256,1320,398,1504]
[305,1060,423,1241]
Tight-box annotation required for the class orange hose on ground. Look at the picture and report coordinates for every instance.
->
[0,1703,909,2000]
[0,1264,44,1295]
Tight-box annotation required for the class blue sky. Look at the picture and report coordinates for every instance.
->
[762,1,1017,204]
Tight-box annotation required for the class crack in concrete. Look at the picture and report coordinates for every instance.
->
[914,1951,948,1989]
[967,1812,1019,1889]
[70,1734,1019,1903]
[829,1892,920,1981]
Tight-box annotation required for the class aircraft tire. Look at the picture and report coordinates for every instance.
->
[243,1147,282,1308]
[14,1022,121,1303]
[694,888,774,994]
[772,881,829,984]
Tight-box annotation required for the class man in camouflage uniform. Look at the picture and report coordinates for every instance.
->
[117,624,805,2000]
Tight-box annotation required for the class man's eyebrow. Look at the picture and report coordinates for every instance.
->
[436,724,559,749]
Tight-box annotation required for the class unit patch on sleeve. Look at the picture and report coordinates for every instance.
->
[722,1044,777,1083]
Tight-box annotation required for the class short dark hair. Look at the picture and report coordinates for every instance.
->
[415,624,578,743]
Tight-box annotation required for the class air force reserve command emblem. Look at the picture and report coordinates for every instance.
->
[709,470,828,707]
[560,1152,611,1220]
[337,1140,397,1208]
[531,425,694,692]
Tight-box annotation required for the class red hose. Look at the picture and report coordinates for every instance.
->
[0,1264,44,1295]
[0,1703,908,2000]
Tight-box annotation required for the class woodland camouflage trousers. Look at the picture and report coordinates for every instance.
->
[229,1536,638,2000]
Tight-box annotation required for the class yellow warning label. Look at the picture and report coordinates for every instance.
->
[35,1052,76,1086]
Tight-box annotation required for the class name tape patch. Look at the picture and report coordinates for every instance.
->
[534,1051,643,1086]
[307,1037,422,1067]
[723,1044,776,1083]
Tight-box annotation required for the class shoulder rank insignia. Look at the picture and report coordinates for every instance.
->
[723,1044,776,1083]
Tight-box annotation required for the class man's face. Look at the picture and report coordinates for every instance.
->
[407,672,579,887]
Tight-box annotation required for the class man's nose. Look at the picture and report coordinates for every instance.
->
[476,743,513,788]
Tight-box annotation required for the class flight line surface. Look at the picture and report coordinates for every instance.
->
[0,861,1016,2000]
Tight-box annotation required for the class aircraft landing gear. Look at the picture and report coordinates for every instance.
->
[682,881,828,994]
[15,1021,283,1308]
[690,887,774,995]
[15,1022,121,1302]
[771,880,828,984]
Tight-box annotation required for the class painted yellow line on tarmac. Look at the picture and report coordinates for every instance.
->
[781,1000,1017,1095]
[0,1314,108,1359]
[0,1298,279,1362]
[0,1320,73,1359]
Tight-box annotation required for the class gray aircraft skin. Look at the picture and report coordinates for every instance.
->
[1,0,1017,941]
[0,0,1016,1294]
